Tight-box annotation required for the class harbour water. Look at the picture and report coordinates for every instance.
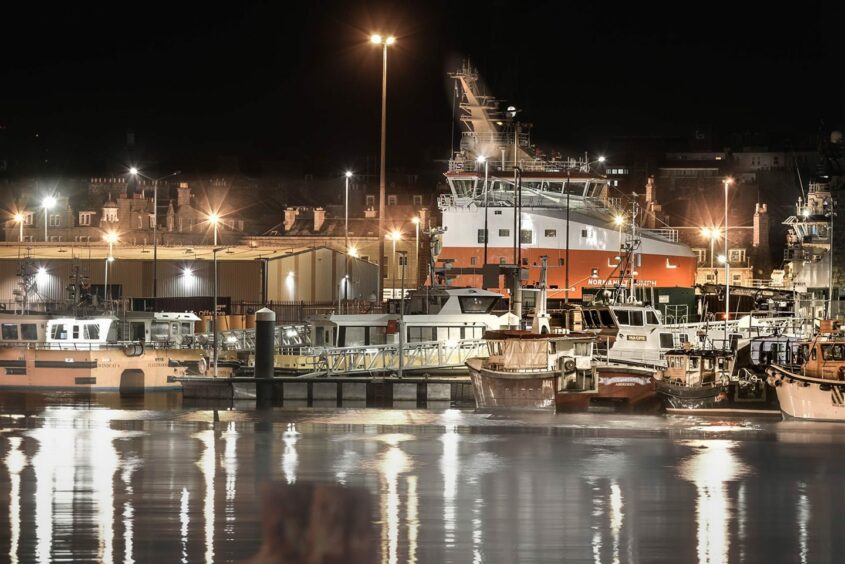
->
[0,393,843,563]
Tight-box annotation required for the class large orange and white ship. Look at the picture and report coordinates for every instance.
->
[434,65,696,299]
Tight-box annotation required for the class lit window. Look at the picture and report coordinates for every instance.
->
[498,229,510,237]
[412,195,423,205]
[48,214,61,227]
[78,212,93,226]
[387,195,398,206]
[470,256,478,265]
[366,195,375,207]
[544,229,557,238]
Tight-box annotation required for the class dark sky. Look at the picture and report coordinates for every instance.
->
[2,0,843,176]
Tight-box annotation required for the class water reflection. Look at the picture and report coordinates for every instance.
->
[121,457,140,564]
[798,482,809,564]
[376,434,414,564]
[194,428,216,564]
[679,440,749,564]
[5,436,26,564]
[282,423,299,485]
[441,423,459,550]
[180,488,190,564]
[222,421,238,537]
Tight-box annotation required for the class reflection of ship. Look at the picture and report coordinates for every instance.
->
[434,64,696,299]
[767,321,845,421]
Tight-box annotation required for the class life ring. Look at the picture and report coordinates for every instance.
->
[715,391,728,403]
[563,359,577,373]
[197,357,208,375]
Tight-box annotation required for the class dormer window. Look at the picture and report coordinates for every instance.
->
[387,195,398,206]
[79,212,93,226]
[103,207,118,223]
[23,212,34,226]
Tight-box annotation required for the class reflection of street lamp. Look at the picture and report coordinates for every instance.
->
[13,213,24,243]
[388,230,402,299]
[42,196,56,242]
[371,33,396,301]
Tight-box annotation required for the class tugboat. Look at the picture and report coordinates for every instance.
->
[767,320,845,421]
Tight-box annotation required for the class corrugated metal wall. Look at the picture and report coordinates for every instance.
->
[266,248,378,302]
[0,259,262,304]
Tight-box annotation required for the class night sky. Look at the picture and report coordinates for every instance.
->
[2,1,843,176]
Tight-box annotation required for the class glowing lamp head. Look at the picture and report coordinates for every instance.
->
[38,267,47,276]
[345,170,353,178]
[129,167,139,175]
[411,216,420,225]
[348,246,359,258]
[801,209,811,218]
[370,34,382,44]
[386,36,395,45]
[718,255,727,264]
[613,214,624,226]
[724,176,734,185]
[598,156,606,163]
[106,256,115,263]
[182,266,193,278]
[476,155,486,164]
[43,196,56,209]
[14,213,24,223]
[103,232,118,244]
[701,227,711,238]
[389,230,402,242]
[208,212,220,225]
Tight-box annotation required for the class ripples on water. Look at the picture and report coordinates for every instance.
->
[0,392,843,563]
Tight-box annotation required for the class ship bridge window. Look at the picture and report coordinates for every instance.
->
[544,181,563,193]
[629,311,644,326]
[21,324,37,340]
[615,310,630,325]
[646,311,660,325]
[452,179,475,198]
[589,310,601,327]
[151,321,170,341]
[84,324,100,340]
[564,182,586,196]
[459,295,498,314]
[659,333,674,348]
[689,356,700,369]
[822,344,845,361]
[1,324,18,340]
[51,324,68,340]
[599,309,613,326]
[72,325,80,339]
[181,322,193,335]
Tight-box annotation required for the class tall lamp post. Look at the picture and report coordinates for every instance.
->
[208,213,221,377]
[344,171,352,312]
[103,231,118,304]
[389,230,402,300]
[129,168,181,301]
[723,177,733,346]
[42,196,56,242]
[477,155,489,267]
[701,227,721,282]
[411,216,420,288]
[370,33,396,302]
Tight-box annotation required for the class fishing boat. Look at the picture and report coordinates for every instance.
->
[767,321,845,421]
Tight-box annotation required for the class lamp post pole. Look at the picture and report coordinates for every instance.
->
[392,235,397,300]
[564,169,571,304]
[723,178,732,346]
[42,197,56,242]
[371,34,395,302]
[414,217,420,288]
[213,245,219,378]
[345,171,352,312]
[479,156,489,268]
[398,250,407,378]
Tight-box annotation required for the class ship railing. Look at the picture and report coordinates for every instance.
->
[11,340,201,351]
[640,228,679,243]
[299,339,488,377]
[448,156,600,175]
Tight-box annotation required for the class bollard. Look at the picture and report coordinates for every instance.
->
[256,307,275,407]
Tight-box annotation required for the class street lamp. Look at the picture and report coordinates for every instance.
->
[129,168,181,300]
[723,176,733,344]
[371,32,396,301]
[42,196,56,242]
[613,213,625,251]
[13,213,24,243]
[411,216,420,288]
[344,171,353,312]
[388,229,402,299]
[103,231,118,304]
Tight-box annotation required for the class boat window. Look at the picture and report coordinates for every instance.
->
[821,344,845,361]
[646,311,659,325]
[574,342,591,357]
[629,311,644,326]
[452,179,474,198]
[590,310,601,327]
[659,333,674,349]
[151,321,170,341]
[408,326,435,342]
[563,182,586,196]
[459,295,498,314]
[810,347,817,360]
[84,324,100,340]
[599,309,614,327]
[545,181,563,193]
[678,334,689,345]
[581,312,594,329]
[181,322,193,335]
[615,310,630,325]
[438,327,462,342]
[51,324,68,340]
[689,357,700,369]
[467,326,483,339]
[369,327,387,345]
[342,327,366,347]
[72,325,80,339]
[548,341,556,354]
[21,324,38,340]
[1,324,18,340]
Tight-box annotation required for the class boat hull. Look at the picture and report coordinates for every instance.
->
[0,346,207,392]
[467,357,557,410]
[655,379,778,413]
[555,365,659,413]
[768,365,845,421]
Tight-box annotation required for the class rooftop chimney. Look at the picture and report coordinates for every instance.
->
[313,207,326,232]
[753,203,769,248]
[284,207,298,232]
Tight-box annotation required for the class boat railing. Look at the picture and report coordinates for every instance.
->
[0,340,201,352]
[299,339,488,377]
[640,228,679,243]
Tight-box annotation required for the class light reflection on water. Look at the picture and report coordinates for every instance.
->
[0,395,842,562]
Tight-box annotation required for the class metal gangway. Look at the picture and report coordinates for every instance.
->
[297,339,488,377]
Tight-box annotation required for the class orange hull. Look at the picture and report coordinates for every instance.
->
[555,365,659,412]
[0,347,206,392]
[438,247,696,298]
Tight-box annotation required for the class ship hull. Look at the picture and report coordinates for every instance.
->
[555,365,659,413]
[467,357,557,410]
[768,365,845,421]
[0,347,207,392]
[655,379,779,414]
